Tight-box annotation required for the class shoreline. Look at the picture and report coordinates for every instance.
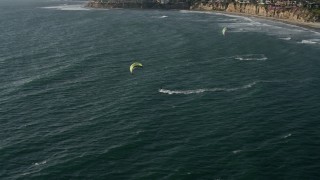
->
[214,10,320,31]
[86,1,320,31]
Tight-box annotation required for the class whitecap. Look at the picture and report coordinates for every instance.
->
[158,81,258,95]
[21,172,32,176]
[279,37,291,40]
[234,54,268,61]
[34,160,47,166]
[152,15,168,19]
[299,39,318,44]
[232,150,242,154]
[282,133,292,139]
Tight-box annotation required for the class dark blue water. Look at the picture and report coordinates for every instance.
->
[1,0,320,179]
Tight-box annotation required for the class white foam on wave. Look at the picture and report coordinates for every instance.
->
[299,39,319,44]
[279,37,291,40]
[282,133,292,139]
[34,160,47,166]
[152,15,168,18]
[234,54,268,61]
[159,81,258,95]
[232,150,242,154]
[41,4,90,11]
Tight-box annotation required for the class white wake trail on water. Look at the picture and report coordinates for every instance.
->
[159,81,258,95]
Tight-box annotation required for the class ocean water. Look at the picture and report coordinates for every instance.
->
[1,0,320,179]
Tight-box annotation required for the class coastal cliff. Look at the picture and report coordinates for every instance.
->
[190,2,228,11]
[87,0,320,23]
[87,0,189,9]
[191,2,319,23]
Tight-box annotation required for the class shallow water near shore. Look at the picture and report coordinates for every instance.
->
[1,0,320,179]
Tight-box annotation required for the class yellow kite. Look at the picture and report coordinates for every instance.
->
[130,62,143,74]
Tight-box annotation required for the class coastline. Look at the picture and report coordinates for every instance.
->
[86,1,320,31]
[214,10,320,31]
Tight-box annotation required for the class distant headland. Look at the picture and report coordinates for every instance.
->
[87,0,320,28]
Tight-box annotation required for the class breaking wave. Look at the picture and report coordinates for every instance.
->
[299,39,319,44]
[279,37,291,40]
[282,133,292,139]
[232,150,242,154]
[152,15,168,18]
[159,81,258,95]
[34,160,47,166]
